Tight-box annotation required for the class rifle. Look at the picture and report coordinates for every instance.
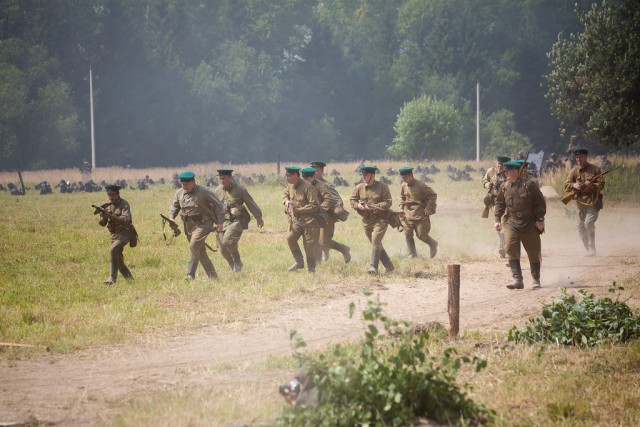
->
[561,168,612,205]
[160,213,181,244]
[518,152,529,178]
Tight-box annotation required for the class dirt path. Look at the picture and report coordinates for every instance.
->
[2,223,639,425]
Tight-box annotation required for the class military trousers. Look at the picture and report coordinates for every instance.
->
[577,206,599,240]
[185,219,216,276]
[221,220,244,247]
[109,230,132,279]
[503,225,541,263]
[286,220,320,261]
[362,218,389,251]
[402,218,431,242]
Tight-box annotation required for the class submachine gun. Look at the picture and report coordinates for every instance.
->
[92,204,139,247]
[160,213,217,252]
[561,168,612,205]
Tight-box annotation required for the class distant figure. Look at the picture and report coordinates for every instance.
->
[80,159,91,175]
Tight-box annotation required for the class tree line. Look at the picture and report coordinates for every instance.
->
[2,0,633,170]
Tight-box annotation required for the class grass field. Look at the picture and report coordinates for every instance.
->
[1,158,639,426]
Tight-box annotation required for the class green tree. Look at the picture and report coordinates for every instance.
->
[388,95,461,160]
[483,109,531,158]
[546,0,640,147]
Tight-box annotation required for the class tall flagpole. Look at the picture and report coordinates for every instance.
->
[476,81,480,162]
[89,65,96,169]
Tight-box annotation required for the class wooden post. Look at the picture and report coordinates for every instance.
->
[447,264,460,339]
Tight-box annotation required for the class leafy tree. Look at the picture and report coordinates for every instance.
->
[482,109,531,159]
[388,95,461,160]
[546,0,640,148]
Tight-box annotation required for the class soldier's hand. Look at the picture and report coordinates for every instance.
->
[484,182,492,190]
[494,222,502,232]
[217,223,223,233]
[257,218,264,228]
[584,180,592,188]
[424,209,432,216]
[572,182,582,190]
[535,221,545,233]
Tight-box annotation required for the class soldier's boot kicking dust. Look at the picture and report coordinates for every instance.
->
[530,262,541,289]
[368,249,381,274]
[406,238,417,259]
[332,242,351,264]
[185,261,198,281]
[579,227,590,252]
[424,235,438,258]
[104,259,118,285]
[231,249,243,272]
[506,259,524,289]
[201,257,218,279]
[379,249,395,272]
[220,246,235,269]
[587,230,596,257]
[306,254,316,273]
[498,232,506,258]
[288,249,305,272]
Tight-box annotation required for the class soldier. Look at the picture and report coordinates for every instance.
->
[398,166,438,258]
[282,166,321,273]
[97,184,135,285]
[214,168,264,272]
[564,148,605,256]
[350,165,394,274]
[482,155,510,257]
[302,166,351,264]
[168,171,224,280]
[494,161,546,289]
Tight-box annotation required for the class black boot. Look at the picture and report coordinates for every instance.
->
[220,246,235,269]
[201,257,218,279]
[506,259,524,289]
[185,261,198,281]
[406,238,417,259]
[379,249,394,272]
[231,249,243,272]
[306,254,316,273]
[368,249,380,274]
[105,259,118,285]
[333,242,351,264]
[424,236,438,258]
[530,262,541,289]
[288,248,305,272]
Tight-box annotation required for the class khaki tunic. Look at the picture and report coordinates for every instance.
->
[311,179,335,255]
[563,162,604,207]
[350,180,392,251]
[214,181,263,246]
[495,177,546,262]
[482,167,507,198]
[400,179,437,240]
[282,178,320,259]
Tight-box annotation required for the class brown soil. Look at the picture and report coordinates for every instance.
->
[1,211,639,426]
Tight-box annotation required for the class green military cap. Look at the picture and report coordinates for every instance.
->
[300,167,316,175]
[360,165,378,174]
[310,161,326,168]
[503,161,521,170]
[217,168,233,176]
[398,166,414,176]
[104,184,121,192]
[573,147,589,155]
[515,160,530,166]
[284,166,301,175]
[496,155,511,163]
[178,171,196,182]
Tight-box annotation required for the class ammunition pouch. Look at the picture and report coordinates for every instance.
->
[180,213,203,223]
[386,211,403,231]
[315,210,328,227]
[129,224,139,248]
[333,205,349,222]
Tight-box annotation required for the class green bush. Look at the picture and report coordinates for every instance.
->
[276,290,493,426]
[508,286,640,347]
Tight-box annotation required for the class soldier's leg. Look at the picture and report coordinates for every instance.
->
[286,224,305,271]
[498,231,506,258]
[106,237,127,285]
[403,222,417,258]
[373,221,393,272]
[584,206,600,256]
[331,241,351,264]
[320,222,335,261]
[364,224,380,274]
[577,208,589,251]
[503,227,524,289]
[117,231,133,279]
[221,221,244,271]
[415,219,437,258]
[302,223,320,273]
[521,230,542,289]
[191,225,217,279]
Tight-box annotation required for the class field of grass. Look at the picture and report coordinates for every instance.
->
[1,158,639,426]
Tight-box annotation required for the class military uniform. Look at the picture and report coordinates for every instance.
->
[563,148,605,255]
[482,156,510,257]
[399,167,438,258]
[350,165,394,273]
[214,169,264,272]
[282,166,320,272]
[495,161,546,289]
[98,185,134,285]
[169,172,224,280]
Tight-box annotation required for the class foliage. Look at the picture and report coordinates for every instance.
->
[277,290,493,426]
[545,0,640,148]
[388,95,462,160]
[509,286,640,347]
[482,109,532,159]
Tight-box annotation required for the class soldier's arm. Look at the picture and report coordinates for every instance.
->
[563,168,578,192]
[118,201,132,224]
[241,187,263,221]
[318,184,333,212]
[295,186,319,214]
[482,169,491,187]
[423,186,437,214]
[168,191,181,220]
[529,181,546,221]
[373,184,392,211]
[494,188,506,223]
[399,185,407,208]
[205,189,225,225]
[591,166,605,191]
[349,186,361,209]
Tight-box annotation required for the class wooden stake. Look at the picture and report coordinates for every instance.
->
[447,264,460,339]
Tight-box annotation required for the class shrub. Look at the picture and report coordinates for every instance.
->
[276,290,493,426]
[508,286,640,347]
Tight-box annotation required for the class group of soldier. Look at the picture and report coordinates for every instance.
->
[482,147,606,290]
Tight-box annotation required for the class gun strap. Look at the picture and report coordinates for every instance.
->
[161,217,175,245]
[224,188,244,212]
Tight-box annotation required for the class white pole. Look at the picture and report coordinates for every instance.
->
[476,81,480,162]
[89,65,96,169]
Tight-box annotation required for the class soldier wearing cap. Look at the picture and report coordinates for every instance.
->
[214,168,264,272]
[350,165,394,274]
[282,166,321,272]
[482,155,510,257]
[168,171,224,280]
[98,184,135,285]
[310,161,351,262]
[398,166,438,258]
[563,148,605,256]
[494,161,546,289]
[302,167,351,264]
